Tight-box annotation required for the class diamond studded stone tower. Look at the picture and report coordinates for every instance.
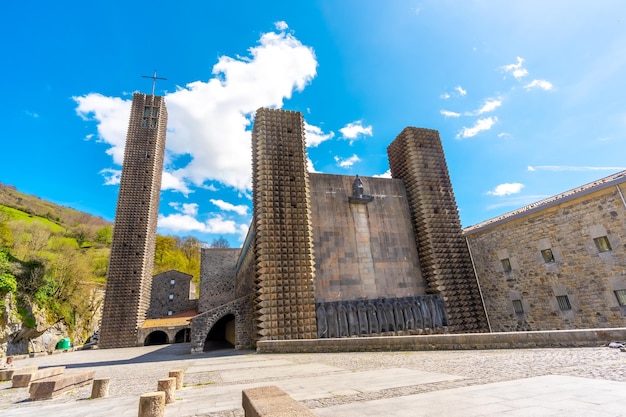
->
[99,93,168,348]
[251,108,317,340]
[387,128,489,332]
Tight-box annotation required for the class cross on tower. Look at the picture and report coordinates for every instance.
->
[141,71,167,97]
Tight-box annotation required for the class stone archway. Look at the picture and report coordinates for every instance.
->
[175,328,191,343]
[204,314,235,351]
[144,330,169,346]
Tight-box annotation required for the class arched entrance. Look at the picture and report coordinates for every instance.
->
[204,314,235,351]
[144,330,169,346]
[175,328,191,343]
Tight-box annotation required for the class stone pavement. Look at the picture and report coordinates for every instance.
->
[1,343,625,416]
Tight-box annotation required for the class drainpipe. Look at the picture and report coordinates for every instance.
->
[465,236,492,333]
[616,184,626,209]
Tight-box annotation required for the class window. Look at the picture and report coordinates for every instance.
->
[556,295,571,311]
[615,290,626,306]
[167,310,173,316]
[594,236,612,252]
[512,299,524,314]
[541,248,555,263]
[501,258,512,273]
[168,294,174,301]
[170,279,175,286]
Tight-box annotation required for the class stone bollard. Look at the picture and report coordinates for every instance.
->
[157,377,176,404]
[168,369,184,390]
[90,378,110,399]
[138,391,165,417]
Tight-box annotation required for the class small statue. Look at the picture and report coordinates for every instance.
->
[352,175,364,198]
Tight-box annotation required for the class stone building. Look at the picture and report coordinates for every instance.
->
[464,171,626,332]
[190,108,488,352]
[99,93,167,349]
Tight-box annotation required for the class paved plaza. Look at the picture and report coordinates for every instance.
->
[1,343,625,416]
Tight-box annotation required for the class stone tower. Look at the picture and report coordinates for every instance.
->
[99,93,168,348]
[251,108,317,340]
[387,128,489,332]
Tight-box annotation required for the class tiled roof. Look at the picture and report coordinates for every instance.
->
[140,310,197,328]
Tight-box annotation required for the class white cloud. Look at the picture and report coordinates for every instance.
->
[502,56,528,80]
[339,120,373,144]
[456,117,497,139]
[307,157,318,173]
[474,98,502,115]
[74,26,317,194]
[524,79,554,91]
[161,171,192,196]
[334,154,361,168]
[487,183,525,196]
[157,213,244,235]
[169,202,199,216]
[74,94,132,165]
[440,93,451,99]
[210,199,248,215]
[373,169,392,178]
[527,165,626,172]
[275,21,288,31]
[440,110,461,118]
[304,122,334,147]
[99,168,121,185]
[497,132,512,139]
[455,85,467,96]
[25,110,39,118]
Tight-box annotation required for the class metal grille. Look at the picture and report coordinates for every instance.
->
[512,299,524,314]
[615,290,626,306]
[557,295,571,311]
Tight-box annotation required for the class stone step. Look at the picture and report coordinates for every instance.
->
[11,366,66,388]
[29,370,96,400]
[0,366,38,381]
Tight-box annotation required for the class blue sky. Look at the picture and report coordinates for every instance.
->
[2,1,625,247]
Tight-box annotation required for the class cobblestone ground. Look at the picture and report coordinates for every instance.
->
[1,345,625,416]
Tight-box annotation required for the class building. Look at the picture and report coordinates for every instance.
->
[190,108,489,352]
[465,171,626,332]
[99,93,168,348]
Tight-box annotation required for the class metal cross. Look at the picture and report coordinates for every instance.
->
[141,71,167,97]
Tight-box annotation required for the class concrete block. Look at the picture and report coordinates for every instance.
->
[29,370,95,400]
[242,385,316,417]
[0,366,37,381]
[12,366,65,388]
[138,391,165,417]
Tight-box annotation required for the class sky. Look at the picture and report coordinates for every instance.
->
[2,1,626,247]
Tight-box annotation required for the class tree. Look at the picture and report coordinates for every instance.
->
[210,236,230,248]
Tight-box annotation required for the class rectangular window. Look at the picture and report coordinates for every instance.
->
[615,290,626,306]
[594,236,612,252]
[141,118,148,128]
[168,294,174,301]
[512,299,524,314]
[143,106,151,117]
[167,310,173,316]
[501,258,512,273]
[557,295,571,311]
[170,279,175,286]
[541,248,555,263]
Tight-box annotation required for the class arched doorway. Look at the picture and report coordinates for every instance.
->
[175,328,191,343]
[144,330,169,346]
[204,314,235,351]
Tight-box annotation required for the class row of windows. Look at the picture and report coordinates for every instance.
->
[501,236,613,272]
[512,290,626,314]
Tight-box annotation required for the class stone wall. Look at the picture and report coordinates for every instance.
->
[466,183,626,331]
[309,173,425,302]
[147,270,198,318]
[235,227,255,299]
[199,249,239,313]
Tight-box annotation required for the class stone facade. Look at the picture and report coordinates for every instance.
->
[147,270,197,319]
[309,173,426,301]
[387,128,489,332]
[198,249,239,313]
[465,172,626,331]
[99,93,167,348]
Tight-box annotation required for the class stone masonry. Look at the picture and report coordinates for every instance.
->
[387,127,489,332]
[251,108,317,340]
[99,93,167,348]
[465,172,626,331]
[147,270,198,319]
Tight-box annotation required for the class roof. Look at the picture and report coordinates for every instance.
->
[140,309,197,328]
[464,170,626,235]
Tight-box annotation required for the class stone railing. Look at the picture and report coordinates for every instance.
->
[315,295,447,338]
